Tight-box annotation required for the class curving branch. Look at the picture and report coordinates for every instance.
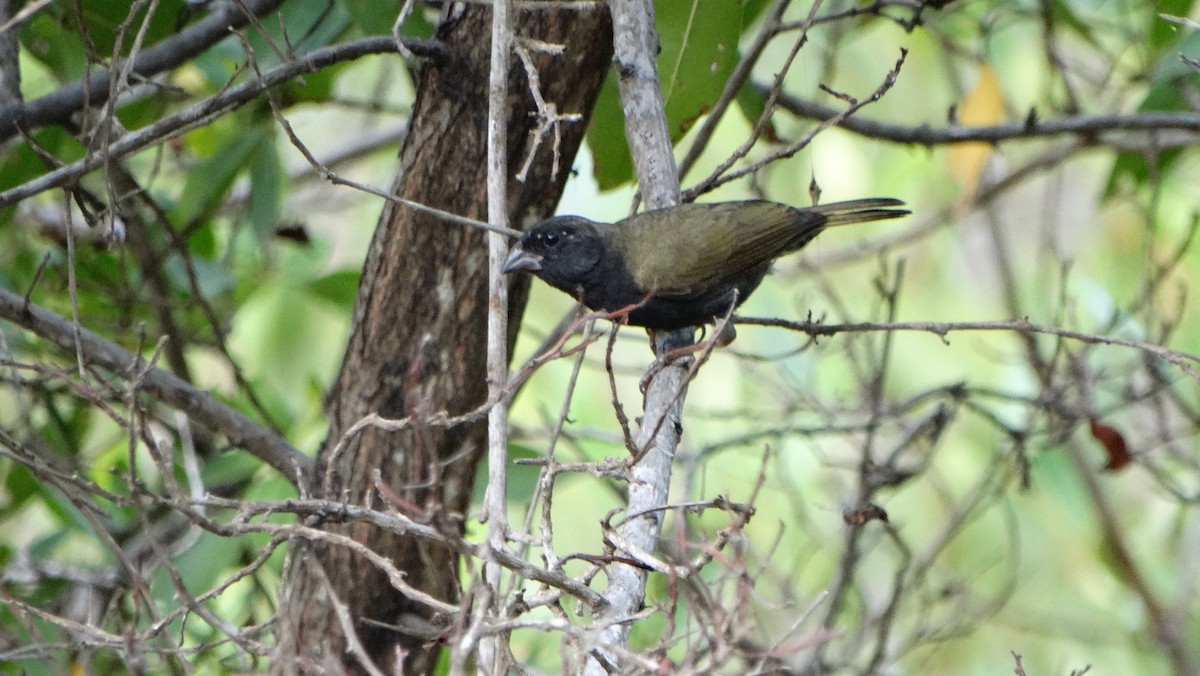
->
[0,0,294,141]
[0,36,442,209]
[736,315,1200,382]
[0,286,311,485]
[766,84,1200,146]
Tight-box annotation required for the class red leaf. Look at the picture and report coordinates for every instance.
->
[1090,418,1132,471]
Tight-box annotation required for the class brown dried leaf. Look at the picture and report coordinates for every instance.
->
[1090,418,1132,472]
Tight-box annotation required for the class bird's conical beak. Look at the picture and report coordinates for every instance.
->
[502,244,542,273]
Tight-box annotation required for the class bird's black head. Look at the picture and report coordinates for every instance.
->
[502,217,606,293]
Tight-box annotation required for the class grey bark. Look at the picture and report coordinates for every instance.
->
[585,0,688,672]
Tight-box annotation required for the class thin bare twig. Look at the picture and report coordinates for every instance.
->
[0,286,310,484]
[735,316,1200,383]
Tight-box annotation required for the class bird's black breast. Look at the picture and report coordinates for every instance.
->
[581,252,769,331]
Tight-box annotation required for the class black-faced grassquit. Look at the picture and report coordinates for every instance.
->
[503,199,909,331]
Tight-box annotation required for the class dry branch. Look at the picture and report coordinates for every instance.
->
[0,286,309,483]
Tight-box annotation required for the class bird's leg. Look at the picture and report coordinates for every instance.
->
[712,292,740,347]
[639,329,706,394]
[638,298,739,393]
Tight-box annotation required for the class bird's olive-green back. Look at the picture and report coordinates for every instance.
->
[614,201,823,296]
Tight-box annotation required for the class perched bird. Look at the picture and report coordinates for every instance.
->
[502,198,909,331]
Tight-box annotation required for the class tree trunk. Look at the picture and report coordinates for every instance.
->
[274,5,612,674]
[0,0,21,106]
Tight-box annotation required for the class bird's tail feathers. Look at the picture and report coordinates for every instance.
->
[812,198,909,226]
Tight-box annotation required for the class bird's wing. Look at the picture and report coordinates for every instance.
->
[621,201,820,297]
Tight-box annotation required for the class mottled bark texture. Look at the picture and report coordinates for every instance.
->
[0,1,20,106]
[275,6,612,674]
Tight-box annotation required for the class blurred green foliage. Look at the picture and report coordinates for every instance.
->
[1,0,1198,673]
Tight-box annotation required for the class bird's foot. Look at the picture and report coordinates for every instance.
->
[639,341,704,394]
[706,321,737,348]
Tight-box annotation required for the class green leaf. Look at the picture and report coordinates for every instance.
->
[244,470,301,503]
[164,254,235,297]
[169,124,272,228]
[189,37,246,90]
[19,2,188,81]
[341,0,400,36]
[1149,0,1197,53]
[283,63,341,104]
[1049,0,1101,49]
[586,0,747,190]
[735,79,766,128]
[248,134,285,240]
[20,14,89,81]
[1150,28,1200,83]
[75,0,191,57]
[1104,147,1184,197]
[188,222,219,261]
[229,284,348,409]
[741,0,775,26]
[33,482,93,536]
[245,0,350,63]
[169,531,243,591]
[585,77,635,190]
[1028,447,1091,529]
[1103,29,1200,196]
[4,464,38,510]
[0,128,85,192]
[472,442,544,507]
[200,451,263,489]
[305,269,361,310]
[656,0,742,140]
[342,0,435,38]
[28,528,70,560]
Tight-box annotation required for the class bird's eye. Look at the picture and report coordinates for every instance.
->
[544,232,560,246]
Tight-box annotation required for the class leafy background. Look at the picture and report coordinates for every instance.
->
[2,0,1199,673]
